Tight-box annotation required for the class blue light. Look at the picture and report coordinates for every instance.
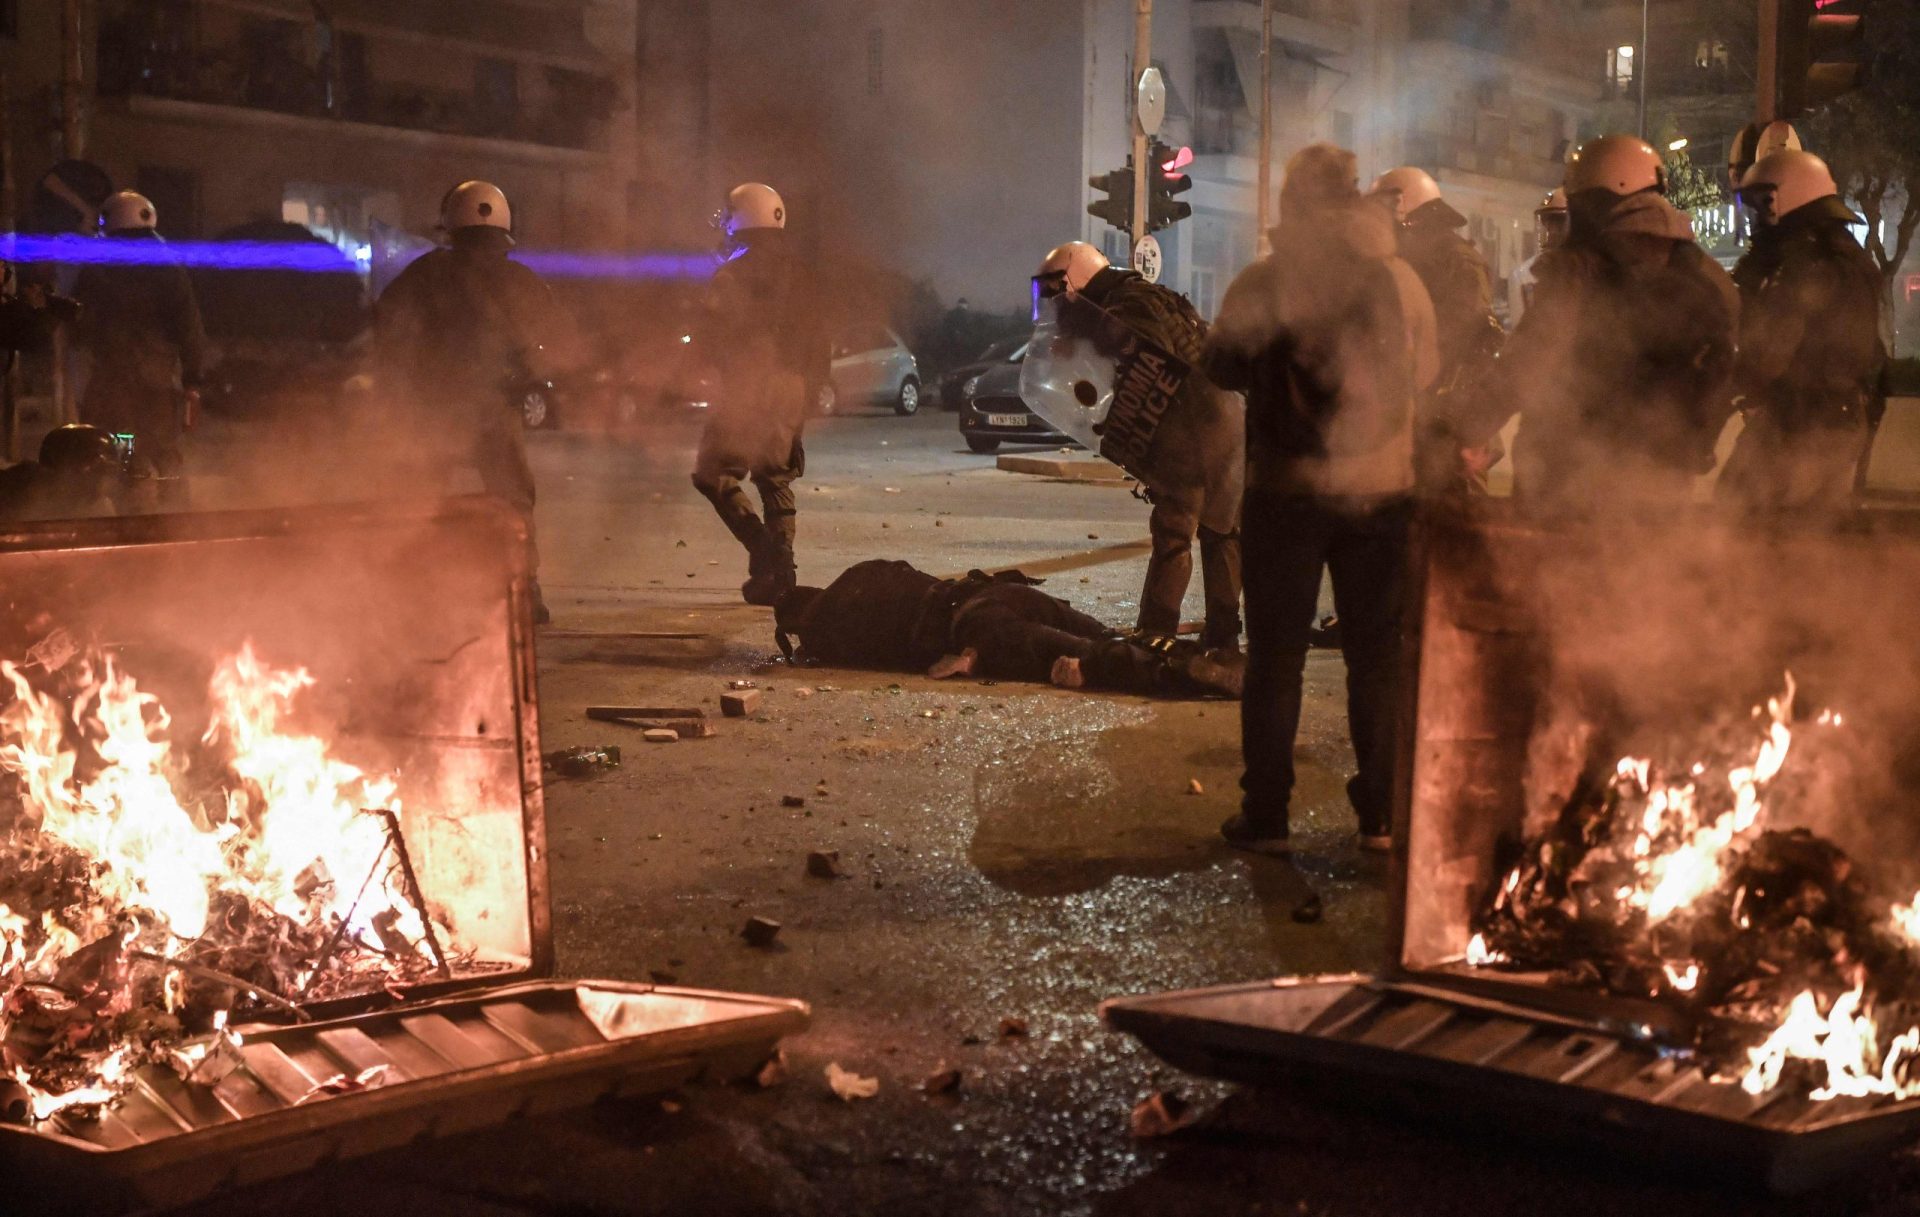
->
[0,235,718,282]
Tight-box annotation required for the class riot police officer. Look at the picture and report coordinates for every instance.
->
[1718,150,1886,509]
[688,183,829,605]
[1031,240,1244,654]
[72,191,206,498]
[375,181,571,622]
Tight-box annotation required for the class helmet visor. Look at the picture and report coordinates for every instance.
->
[1737,183,1780,227]
[1029,270,1068,323]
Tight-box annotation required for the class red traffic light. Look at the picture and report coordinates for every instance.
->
[1159,145,1194,176]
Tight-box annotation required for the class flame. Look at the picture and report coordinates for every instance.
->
[1663,962,1700,993]
[1465,933,1508,966]
[1627,677,1796,923]
[1741,987,1920,1100]
[0,642,409,946]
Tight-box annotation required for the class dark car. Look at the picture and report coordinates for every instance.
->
[955,348,1075,454]
[937,336,1027,411]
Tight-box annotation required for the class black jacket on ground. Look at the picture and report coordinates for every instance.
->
[1732,198,1885,433]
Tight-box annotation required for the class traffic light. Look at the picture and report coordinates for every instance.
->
[1146,140,1193,233]
[1087,165,1133,233]
[1780,0,1872,116]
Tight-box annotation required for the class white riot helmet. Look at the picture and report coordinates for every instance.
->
[723,183,786,237]
[1535,187,1570,250]
[99,191,157,234]
[1739,150,1841,228]
[1367,167,1443,224]
[1728,120,1802,190]
[1564,135,1668,198]
[441,181,512,234]
[1030,241,1110,320]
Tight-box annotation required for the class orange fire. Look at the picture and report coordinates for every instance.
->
[0,637,445,1116]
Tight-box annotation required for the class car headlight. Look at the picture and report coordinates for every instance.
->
[963,375,982,397]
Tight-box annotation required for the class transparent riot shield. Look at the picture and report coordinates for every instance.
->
[1018,296,1117,453]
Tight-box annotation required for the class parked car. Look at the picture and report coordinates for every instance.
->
[937,336,1028,411]
[825,326,922,416]
[955,352,1073,454]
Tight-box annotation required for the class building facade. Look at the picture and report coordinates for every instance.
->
[2,0,646,255]
[697,0,1608,320]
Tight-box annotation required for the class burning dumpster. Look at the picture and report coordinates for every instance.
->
[0,500,806,1213]
[1105,501,1920,1191]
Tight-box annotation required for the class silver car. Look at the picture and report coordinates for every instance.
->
[823,326,922,416]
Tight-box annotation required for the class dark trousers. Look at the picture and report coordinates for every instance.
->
[951,585,1178,693]
[472,424,539,574]
[1140,491,1243,647]
[692,433,804,569]
[1240,491,1411,837]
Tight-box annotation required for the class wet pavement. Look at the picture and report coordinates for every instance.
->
[167,409,1920,1216]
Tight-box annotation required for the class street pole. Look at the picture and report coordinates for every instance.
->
[1131,0,1152,254]
[1636,0,1650,139]
[60,0,86,159]
[1756,0,1780,123]
[1256,0,1273,254]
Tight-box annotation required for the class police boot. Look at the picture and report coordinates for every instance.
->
[741,539,796,607]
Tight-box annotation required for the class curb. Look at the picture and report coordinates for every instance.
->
[994,454,1130,483]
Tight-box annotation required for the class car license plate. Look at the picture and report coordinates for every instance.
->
[985,413,1028,428]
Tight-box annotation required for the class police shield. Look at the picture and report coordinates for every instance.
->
[1019,295,1190,483]
[1019,296,1115,453]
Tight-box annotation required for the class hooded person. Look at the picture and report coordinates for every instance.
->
[1717,150,1886,510]
[1495,135,1740,510]
[72,191,206,496]
[688,183,830,606]
[771,559,1240,697]
[1369,168,1502,494]
[1030,240,1245,654]
[374,180,575,621]
[1201,142,1439,858]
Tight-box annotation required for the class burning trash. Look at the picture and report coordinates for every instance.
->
[0,638,466,1125]
[1466,675,1920,1103]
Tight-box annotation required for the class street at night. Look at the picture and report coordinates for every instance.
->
[3,1,1920,1214]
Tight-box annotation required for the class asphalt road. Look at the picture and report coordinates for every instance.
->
[161,405,1920,1217]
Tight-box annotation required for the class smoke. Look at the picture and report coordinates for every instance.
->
[1406,504,1920,968]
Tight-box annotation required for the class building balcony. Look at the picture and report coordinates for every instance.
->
[1191,0,1357,58]
[97,0,616,152]
[1402,131,1567,191]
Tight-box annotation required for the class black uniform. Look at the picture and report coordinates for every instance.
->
[73,231,206,480]
[374,225,568,572]
[1717,196,1886,509]
[688,227,829,603]
[1500,190,1739,510]
[774,560,1232,696]
[1074,266,1244,648]
[1398,203,1501,493]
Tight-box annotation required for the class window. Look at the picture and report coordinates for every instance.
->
[1329,110,1355,149]
[136,166,199,239]
[867,28,884,96]
[1607,44,1636,94]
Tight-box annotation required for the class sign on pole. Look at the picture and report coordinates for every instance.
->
[1131,234,1162,284]
[1135,67,1166,138]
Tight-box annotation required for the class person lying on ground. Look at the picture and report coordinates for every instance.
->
[772,559,1241,698]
